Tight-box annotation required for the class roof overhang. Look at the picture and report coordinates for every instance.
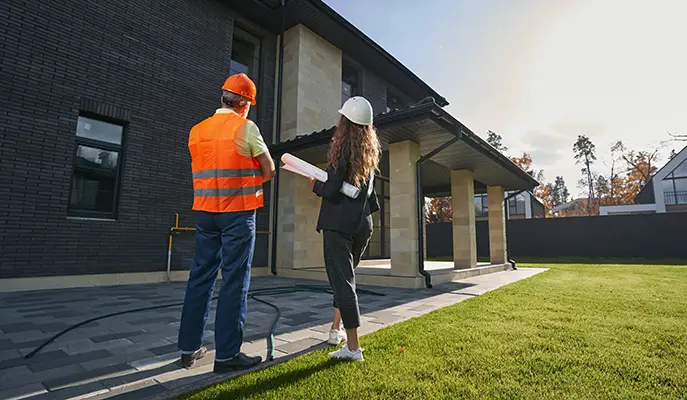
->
[270,102,540,194]
[230,0,448,107]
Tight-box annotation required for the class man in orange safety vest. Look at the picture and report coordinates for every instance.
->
[178,73,275,373]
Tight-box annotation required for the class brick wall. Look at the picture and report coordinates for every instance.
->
[0,0,276,278]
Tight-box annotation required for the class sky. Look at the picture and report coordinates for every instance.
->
[323,0,687,197]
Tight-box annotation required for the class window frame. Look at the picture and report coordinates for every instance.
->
[474,193,489,217]
[230,24,263,123]
[341,60,360,105]
[508,193,527,216]
[385,88,406,113]
[663,175,687,205]
[67,113,127,220]
[362,174,391,260]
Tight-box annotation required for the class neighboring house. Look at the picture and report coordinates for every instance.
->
[1,0,538,291]
[599,145,687,216]
[474,191,545,221]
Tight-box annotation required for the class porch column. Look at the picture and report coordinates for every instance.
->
[389,141,420,277]
[487,185,507,264]
[451,170,477,269]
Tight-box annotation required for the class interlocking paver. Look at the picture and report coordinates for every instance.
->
[0,382,48,400]
[1,363,87,390]
[29,382,109,400]
[42,363,135,391]
[28,350,113,373]
[275,337,324,355]
[62,338,133,355]
[80,350,158,371]
[91,331,147,343]
[1,322,38,334]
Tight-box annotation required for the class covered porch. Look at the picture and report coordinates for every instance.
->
[269,100,538,288]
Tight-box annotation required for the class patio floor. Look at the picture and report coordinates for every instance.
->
[0,268,546,400]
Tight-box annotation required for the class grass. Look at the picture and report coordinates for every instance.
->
[180,263,687,399]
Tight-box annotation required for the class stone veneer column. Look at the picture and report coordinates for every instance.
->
[276,24,342,271]
[389,141,421,277]
[487,185,507,264]
[451,170,477,269]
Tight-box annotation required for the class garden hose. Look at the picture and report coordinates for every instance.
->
[23,284,385,362]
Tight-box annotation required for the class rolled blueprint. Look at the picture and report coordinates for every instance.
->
[281,153,361,199]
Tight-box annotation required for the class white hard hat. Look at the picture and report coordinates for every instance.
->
[338,96,374,126]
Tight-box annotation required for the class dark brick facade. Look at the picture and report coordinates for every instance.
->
[0,0,276,278]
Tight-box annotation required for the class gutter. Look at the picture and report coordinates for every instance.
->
[503,190,527,270]
[270,0,287,275]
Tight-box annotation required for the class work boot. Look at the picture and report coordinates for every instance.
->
[213,353,262,373]
[180,346,207,369]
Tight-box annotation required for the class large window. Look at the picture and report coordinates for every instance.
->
[663,159,687,205]
[341,61,359,105]
[230,26,261,121]
[508,193,527,216]
[68,116,124,218]
[474,194,488,217]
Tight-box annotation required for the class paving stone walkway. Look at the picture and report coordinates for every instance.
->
[0,268,547,400]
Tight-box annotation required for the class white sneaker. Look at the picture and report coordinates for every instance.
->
[327,329,346,345]
[328,345,364,361]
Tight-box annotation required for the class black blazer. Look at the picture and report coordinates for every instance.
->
[313,157,380,235]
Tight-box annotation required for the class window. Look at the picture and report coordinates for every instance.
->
[342,61,359,105]
[230,26,261,121]
[68,116,124,218]
[662,159,687,205]
[508,193,527,216]
[474,194,488,217]
[386,90,405,113]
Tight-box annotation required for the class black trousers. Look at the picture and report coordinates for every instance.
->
[322,218,372,330]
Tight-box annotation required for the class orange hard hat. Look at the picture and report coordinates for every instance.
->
[221,73,257,105]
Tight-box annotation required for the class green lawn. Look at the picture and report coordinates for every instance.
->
[181,263,687,399]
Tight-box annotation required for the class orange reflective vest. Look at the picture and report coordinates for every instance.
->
[188,112,263,212]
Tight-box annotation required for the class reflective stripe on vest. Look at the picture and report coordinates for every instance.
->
[194,185,263,197]
[189,112,264,213]
[192,168,261,179]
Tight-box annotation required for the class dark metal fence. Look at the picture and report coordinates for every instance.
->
[426,213,687,260]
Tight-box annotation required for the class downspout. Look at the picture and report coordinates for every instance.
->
[416,135,461,289]
[270,0,287,275]
[503,190,526,270]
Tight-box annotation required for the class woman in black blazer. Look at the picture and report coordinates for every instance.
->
[311,96,380,361]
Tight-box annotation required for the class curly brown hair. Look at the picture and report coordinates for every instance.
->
[327,115,381,188]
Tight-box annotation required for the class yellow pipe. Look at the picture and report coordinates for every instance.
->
[166,213,270,282]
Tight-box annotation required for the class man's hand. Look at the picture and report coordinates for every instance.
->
[309,177,316,186]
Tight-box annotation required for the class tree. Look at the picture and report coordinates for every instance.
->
[424,197,452,223]
[615,142,659,187]
[573,135,597,213]
[610,141,661,204]
[550,176,570,207]
[487,131,508,153]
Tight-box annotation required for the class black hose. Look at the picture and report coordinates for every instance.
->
[24,285,384,360]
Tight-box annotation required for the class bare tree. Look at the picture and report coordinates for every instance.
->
[668,130,687,142]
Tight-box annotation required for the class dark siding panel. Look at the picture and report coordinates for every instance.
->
[0,0,276,278]
[427,213,687,260]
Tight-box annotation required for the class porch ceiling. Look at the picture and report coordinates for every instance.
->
[269,102,539,194]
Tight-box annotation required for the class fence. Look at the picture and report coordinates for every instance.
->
[426,212,687,260]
